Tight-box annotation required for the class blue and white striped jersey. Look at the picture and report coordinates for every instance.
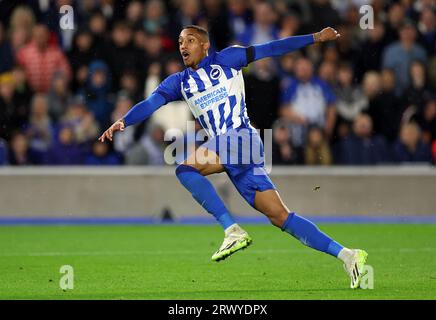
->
[153,46,255,137]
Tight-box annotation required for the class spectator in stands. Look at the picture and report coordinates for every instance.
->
[9,26,30,58]
[271,120,301,165]
[278,52,298,81]
[71,64,88,96]
[119,70,142,104]
[9,5,35,45]
[143,0,168,35]
[309,0,341,33]
[178,120,205,165]
[382,21,427,96]
[88,10,108,54]
[417,8,436,54]
[245,58,280,131]
[143,32,165,75]
[383,2,405,45]
[334,63,368,123]
[0,22,14,73]
[412,0,436,14]
[126,0,144,30]
[169,0,202,42]
[237,0,278,46]
[339,114,389,165]
[354,21,386,81]
[331,63,368,147]
[8,131,36,165]
[415,99,436,145]
[125,123,166,165]
[132,27,147,51]
[16,24,71,93]
[342,4,366,42]
[279,13,301,39]
[104,21,144,91]
[202,0,233,51]
[85,141,121,165]
[414,55,436,86]
[0,72,16,140]
[367,69,404,143]
[227,0,252,43]
[432,140,436,163]
[362,71,382,103]
[68,28,99,93]
[335,24,359,64]
[401,0,420,21]
[322,44,340,65]
[393,122,432,163]
[318,60,337,87]
[83,60,113,128]
[61,95,99,146]
[11,65,32,114]
[304,125,332,165]
[112,93,137,155]
[47,72,71,122]
[26,94,53,164]
[0,72,29,140]
[50,1,77,51]
[0,138,8,165]
[46,125,83,165]
[403,60,433,113]
[280,57,336,147]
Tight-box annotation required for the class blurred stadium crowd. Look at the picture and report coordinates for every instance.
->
[0,0,435,166]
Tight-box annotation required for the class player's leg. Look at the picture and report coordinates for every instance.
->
[253,188,368,289]
[254,189,345,254]
[221,127,353,261]
[175,146,233,228]
[175,146,252,261]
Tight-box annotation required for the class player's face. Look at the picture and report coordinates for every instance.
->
[178,29,209,69]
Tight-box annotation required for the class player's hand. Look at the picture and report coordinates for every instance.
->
[314,27,341,43]
[98,119,125,142]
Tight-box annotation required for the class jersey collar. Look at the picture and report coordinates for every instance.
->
[189,52,214,71]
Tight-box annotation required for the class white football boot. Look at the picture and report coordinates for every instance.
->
[211,224,252,262]
[342,249,369,289]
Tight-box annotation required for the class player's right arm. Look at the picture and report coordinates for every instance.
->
[99,73,182,142]
[98,93,166,142]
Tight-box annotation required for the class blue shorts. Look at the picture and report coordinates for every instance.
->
[202,127,276,207]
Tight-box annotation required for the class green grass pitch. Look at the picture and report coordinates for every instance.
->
[0,224,435,299]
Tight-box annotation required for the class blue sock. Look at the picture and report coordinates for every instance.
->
[281,212,343,257]
[175,165,236,230]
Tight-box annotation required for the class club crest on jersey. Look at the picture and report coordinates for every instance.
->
[210,66,222,80]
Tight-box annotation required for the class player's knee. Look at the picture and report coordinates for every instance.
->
[175,164,200,179]
[266,207,288,228]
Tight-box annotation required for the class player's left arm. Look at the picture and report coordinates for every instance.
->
[98,93,167,142]
[250,27,340,62]
[216,27,340,69]
[99,73,182,142]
